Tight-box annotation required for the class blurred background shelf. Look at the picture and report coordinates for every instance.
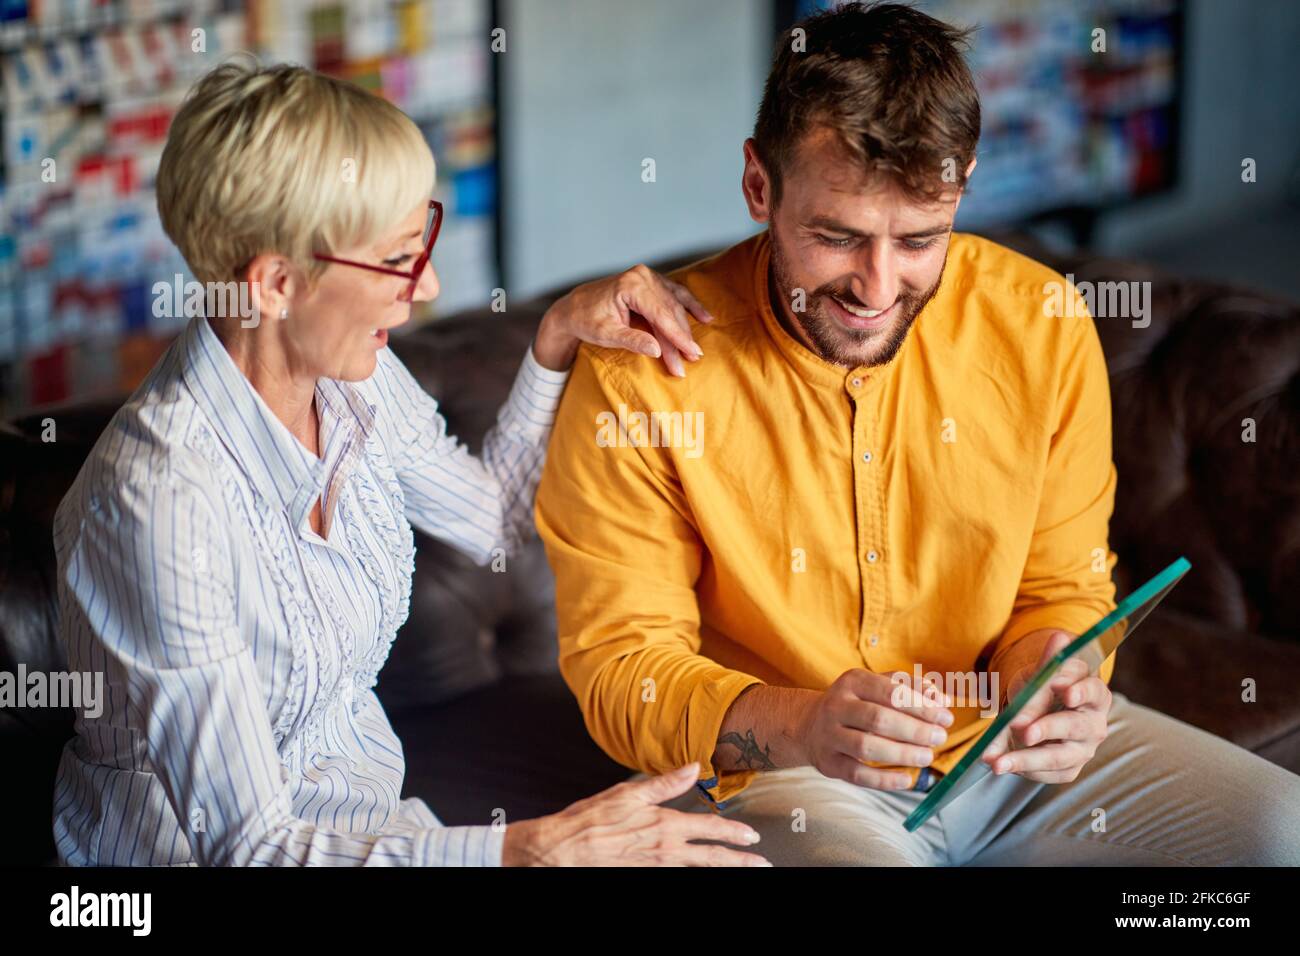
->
[3,0,1298,421]
[1,0,500,418]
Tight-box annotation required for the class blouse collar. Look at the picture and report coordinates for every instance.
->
[179,314,376,528]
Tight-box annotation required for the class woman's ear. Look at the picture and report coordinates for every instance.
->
[243,252,301,321]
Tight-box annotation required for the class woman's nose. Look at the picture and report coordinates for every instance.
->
[409,259,440,303]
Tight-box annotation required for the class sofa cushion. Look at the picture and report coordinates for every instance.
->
[1111,606,1300,770]
[384,674,630,826]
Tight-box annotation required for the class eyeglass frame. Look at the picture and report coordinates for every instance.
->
[311,199,442,302]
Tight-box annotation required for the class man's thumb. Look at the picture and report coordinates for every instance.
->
[1035,630,1074,667]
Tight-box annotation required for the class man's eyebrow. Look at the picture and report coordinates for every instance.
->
[804,216,951,240]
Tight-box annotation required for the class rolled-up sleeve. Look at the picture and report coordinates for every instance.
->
[990,291,1120,685]
[370,342,569,564]
[64,475,504,866]
[535,347,763,804]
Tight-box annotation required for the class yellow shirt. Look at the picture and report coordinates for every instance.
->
[535,230,1118,804]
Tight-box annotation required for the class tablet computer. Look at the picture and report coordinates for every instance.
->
[902,556,1192,833]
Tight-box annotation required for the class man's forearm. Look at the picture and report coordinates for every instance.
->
[710,685,819,772]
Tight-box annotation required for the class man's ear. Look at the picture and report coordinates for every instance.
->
[952,156,978,219]
[741,138,775,224]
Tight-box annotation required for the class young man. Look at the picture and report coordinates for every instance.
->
[535,2,1300,865]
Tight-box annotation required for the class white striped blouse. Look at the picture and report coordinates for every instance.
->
[51,312,570,866]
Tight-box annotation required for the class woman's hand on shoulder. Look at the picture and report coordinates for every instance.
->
[532,264,714,376]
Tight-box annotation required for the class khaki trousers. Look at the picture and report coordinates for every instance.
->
[645,692,1300,866]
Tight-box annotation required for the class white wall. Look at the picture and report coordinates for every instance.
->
[500,0,770,297]
[500,0,1300,294]
[1096,0,1300,253]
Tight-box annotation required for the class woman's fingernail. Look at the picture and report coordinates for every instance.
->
[744,830,761,844]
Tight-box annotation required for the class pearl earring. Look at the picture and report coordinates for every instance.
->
[279,307,289,320]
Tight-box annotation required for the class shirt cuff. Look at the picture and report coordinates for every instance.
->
[693,674,767,806]
[413,824,506,867]
[497,342,571,445]
[993,603,1114,670]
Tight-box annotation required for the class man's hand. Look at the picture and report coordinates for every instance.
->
[793,669,955,790]
[981,629,1111,784]
[712,675,954,789]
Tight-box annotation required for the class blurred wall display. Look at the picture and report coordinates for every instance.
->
[786,0,1183,234]
[0,0,499,418]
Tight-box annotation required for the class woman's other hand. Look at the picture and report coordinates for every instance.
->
[532,265,714,376]
[501,763,770,866]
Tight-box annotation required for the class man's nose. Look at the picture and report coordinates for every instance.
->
[852,241,900,310]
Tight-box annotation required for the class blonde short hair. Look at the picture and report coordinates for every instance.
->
[156,56,435,286]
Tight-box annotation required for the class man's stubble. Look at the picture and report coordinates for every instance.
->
[767,225,948,369]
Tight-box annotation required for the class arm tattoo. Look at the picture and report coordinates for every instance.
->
[718,729,777,770]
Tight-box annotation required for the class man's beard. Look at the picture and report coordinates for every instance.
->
[768,229,946,368]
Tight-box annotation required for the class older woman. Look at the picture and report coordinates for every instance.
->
[50,59,768,867]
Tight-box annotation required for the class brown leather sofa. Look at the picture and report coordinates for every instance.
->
[3,236,1298,866]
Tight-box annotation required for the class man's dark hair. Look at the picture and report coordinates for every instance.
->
[753,1,981,205]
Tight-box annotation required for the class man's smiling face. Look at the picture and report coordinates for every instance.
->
[743,126,973,368]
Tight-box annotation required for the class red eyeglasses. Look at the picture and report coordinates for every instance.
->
[313,199,442,302]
